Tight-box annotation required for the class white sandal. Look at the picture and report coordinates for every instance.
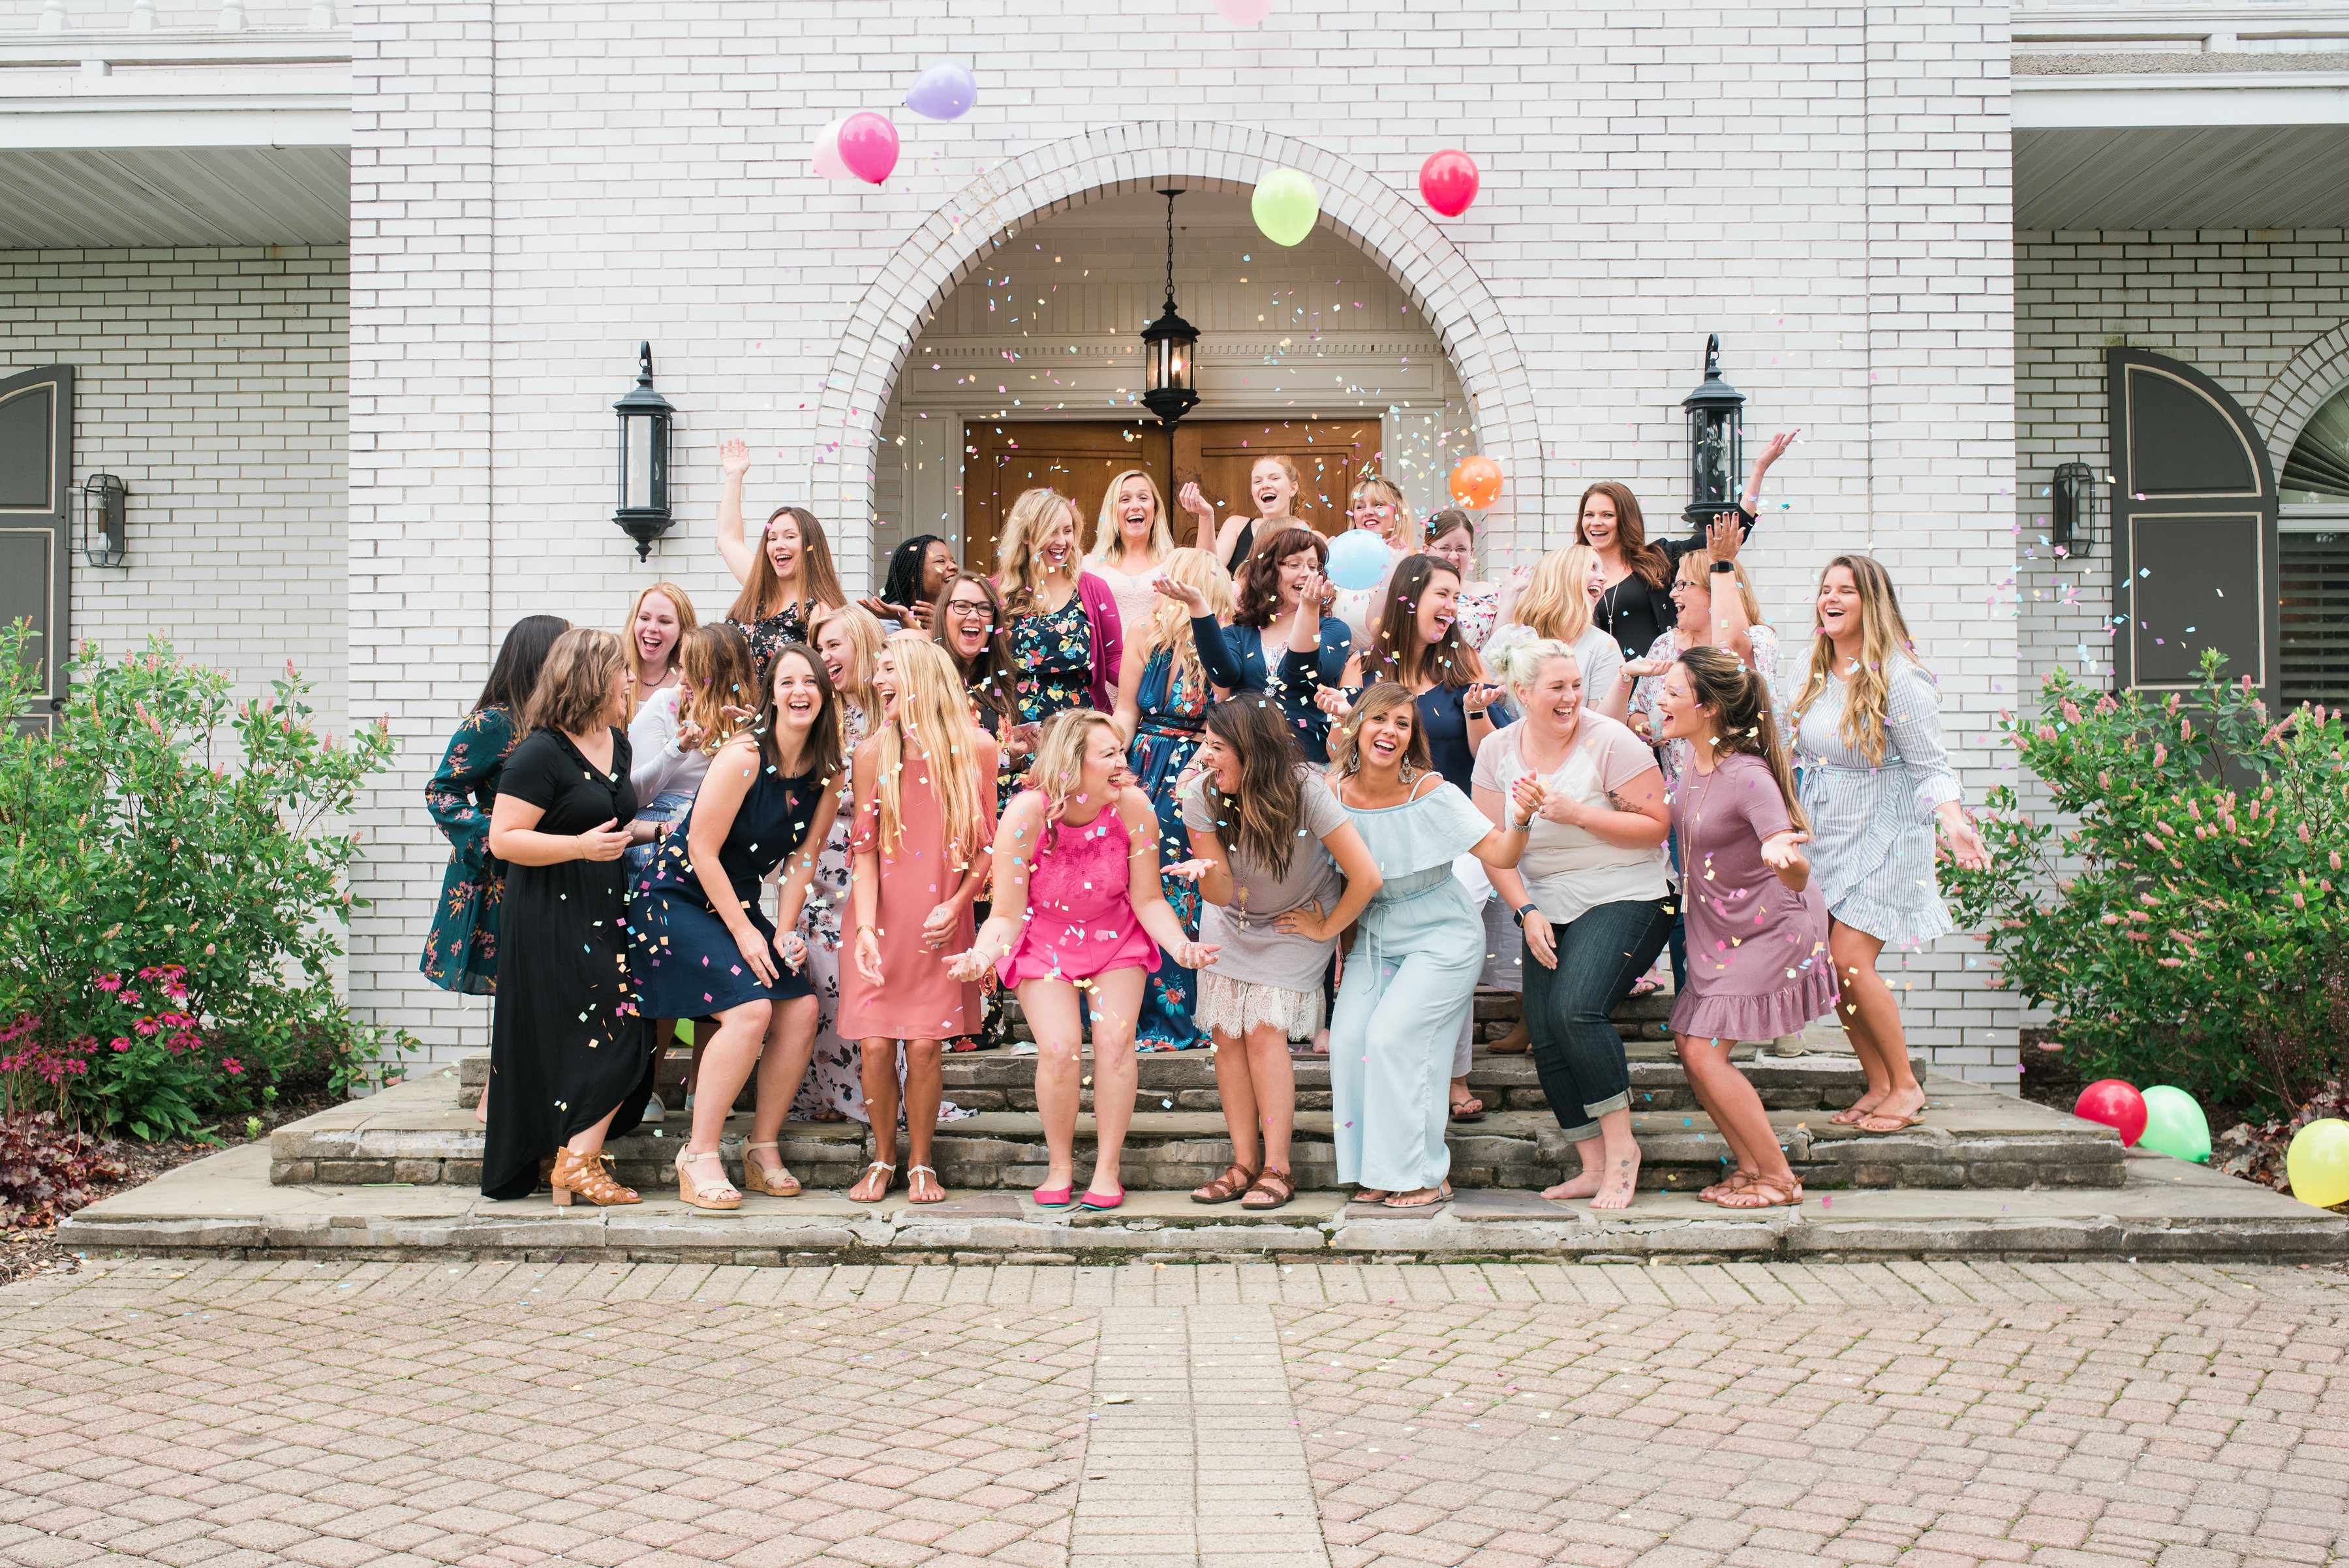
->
[672,1147,741,1212]
[847,1160,895,1201]
[906,1164,946,1204]
[741,1140,800,1197]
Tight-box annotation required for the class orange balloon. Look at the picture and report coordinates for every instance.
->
[1449,455,1503,510]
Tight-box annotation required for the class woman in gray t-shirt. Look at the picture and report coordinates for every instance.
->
[1180,698,1383,1210]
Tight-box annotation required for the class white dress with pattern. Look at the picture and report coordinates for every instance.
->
[1792,658,1963,951]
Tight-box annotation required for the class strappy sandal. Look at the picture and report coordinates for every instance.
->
[906,1164,947,1204]
[741,1141,800,1198]
[1191,1161,1260,1205]
[1449,1093,1487,1123]
[1240,1168,1295,1211]
[1697,1171,1758,1205]
[673,1148,743,1212]
[549,1148,641,1209]
[1714,1175,1804,1209]
[1383,1182,1452,1210]
[847,1160,895,1202]
[1855,1109,1924,1133]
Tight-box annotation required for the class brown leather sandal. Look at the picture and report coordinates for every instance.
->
[549,1148,641,1209]
[1240,1168,1295,1211]
[1191,1160,1260,1204]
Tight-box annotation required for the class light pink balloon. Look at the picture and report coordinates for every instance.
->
[837,111,900,185]
[811,117,850,180]
[1212,0,1273,23]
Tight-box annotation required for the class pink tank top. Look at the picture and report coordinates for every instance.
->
[995,799,1161,987]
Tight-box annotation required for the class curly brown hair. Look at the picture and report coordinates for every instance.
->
[1231,526,1327,630]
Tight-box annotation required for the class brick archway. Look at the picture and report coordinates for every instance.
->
[805,120,1544,564]
[2253,322,2349,470]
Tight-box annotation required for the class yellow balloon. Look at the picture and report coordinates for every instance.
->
[2285,1117,2349,1210]
[1251,167,1321,247]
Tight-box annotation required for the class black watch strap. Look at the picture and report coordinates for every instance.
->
[1512,902,1539,927]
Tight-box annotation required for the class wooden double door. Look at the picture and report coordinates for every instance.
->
[960,416,1379,574]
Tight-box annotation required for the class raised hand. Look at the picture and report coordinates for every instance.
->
[1152,571,1208,614]
[720,437,752,478]
[1297,568,1334,613]
[1313,684,1354,720]
[575,818,631,862]
[1706,512,1743,562]
[1620,657,1671,681]
[1753,428,1800,474]
[1466,681,1506,715]
[1177,481,1216,522]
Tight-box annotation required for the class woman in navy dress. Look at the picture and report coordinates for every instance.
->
[1190,526,1352,763]
[630,642,844,1209]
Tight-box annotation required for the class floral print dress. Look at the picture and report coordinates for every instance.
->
[790,703,865,1122]
[1128,648,1208,1050]
[421,704,521,994]
[1002,592,1094,812]
[727,602,810,684]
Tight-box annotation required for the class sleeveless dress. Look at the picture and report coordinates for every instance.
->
[1004,593,1094,811]
[628,759,823,1017]
[1127,646,1208,1049]
[997,801,1161,987]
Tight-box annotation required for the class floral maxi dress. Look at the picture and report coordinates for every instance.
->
[1128,647,1208,1050]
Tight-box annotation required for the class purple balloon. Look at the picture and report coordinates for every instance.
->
[904,61,976,121]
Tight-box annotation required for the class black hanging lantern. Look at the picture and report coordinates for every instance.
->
[2051,461,2104,551]
[1681,333,1746,527]
[1139,188,1201,429]
[613,341,675,560]
[79,472,127,568]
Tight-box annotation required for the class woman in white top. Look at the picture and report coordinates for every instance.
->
[1086,468,1177,650]
[624,581,696,716]
[1471,638,1672,1210]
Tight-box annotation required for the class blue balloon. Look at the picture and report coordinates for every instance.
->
[904,61,977,121]
[1327,528,1389,592]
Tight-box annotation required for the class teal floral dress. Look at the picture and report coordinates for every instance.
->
[1003,591,1094,812]
[421,703,522,994]
[1129,647,1208,1050]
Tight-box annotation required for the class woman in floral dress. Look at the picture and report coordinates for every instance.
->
[713,437,847,680]
[993,487,1124,812]
[791,604,887,1122]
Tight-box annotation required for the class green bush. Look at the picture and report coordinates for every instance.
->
[0,630,414,1139]
[1945,649,2349,1122]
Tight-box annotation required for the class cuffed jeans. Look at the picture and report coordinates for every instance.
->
[1523,897,1675,1143]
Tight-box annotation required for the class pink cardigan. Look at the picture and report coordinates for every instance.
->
[993,570,1124,714]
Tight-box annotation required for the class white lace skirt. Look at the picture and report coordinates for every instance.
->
[1197,970,1325,1043]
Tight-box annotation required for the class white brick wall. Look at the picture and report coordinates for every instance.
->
[0,244,348,716]
[346,0,2019,1074]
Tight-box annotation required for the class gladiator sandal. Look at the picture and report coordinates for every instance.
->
[549,1147,641,1208]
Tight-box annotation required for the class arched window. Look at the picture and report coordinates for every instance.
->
[2280,382,2349,703]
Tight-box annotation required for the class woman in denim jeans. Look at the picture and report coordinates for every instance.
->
[1470,638,1673,1210]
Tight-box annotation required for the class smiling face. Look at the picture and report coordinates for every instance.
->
[604,656,633,725]
[1428,525,1473,578]
[814,617,857,692]
[1251,458,1298,520]
[1037,503,1078,576]
[1347,490,1400,542]
[1516,654,1584,735]
[1274,544,1320,610]
[1578,491,1619,552]
[1584,556,1608,604]
[1654,662,1710,745]
[1817,563,1862,646]
[1114,475,1157,542]
[870,647,899,715]
[1080,722,1125,797]
[771,649,824,736]
[1355,698,1416,774]
[1196,730,1242,793]
[920,541,958,601]
[764,514,803,581]
[1670,561,1712,624]
[632,591,682,673]
[1415,566,1462,644]
[943,581,994,657]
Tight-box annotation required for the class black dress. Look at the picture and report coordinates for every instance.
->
[630,758,825,1017]
[481,728,655,1201]
[1592,508,1757,660]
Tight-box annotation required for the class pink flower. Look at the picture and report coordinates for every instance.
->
[133,1019,161,1037]
[93,974,123,994]
[221,1056,243,1075]
[110,1036,130,1052]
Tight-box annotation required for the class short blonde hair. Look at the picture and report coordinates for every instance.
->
[1505,546,1599,646]
[1492,636,1580,696]
[1024,707,1123,829]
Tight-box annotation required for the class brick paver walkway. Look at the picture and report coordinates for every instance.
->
[1,1261,2343,1568]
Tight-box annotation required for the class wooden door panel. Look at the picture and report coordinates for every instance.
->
[0,364,72,730]
[1172,418,1379,546]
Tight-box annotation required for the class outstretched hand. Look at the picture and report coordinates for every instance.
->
[1760,829,1811,876]
[1152,571,1208,614]
[945,945,994,983]
[720,437,752,478]
[1177,482,1216,522]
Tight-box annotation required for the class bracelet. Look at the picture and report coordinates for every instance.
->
[1465,709,1487,720]
[1710,561,1736,574]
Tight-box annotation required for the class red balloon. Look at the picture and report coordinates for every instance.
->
[1449,455,1503,510]
[836,111,900,185]
[2074,1079,2148,1146]
[1419,149,1480,217]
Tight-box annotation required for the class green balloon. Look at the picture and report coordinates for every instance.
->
[1252,167,1321,247]
[2138,1084,2211,1163]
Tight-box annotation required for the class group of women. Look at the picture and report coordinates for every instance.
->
[422,432,1989,1215]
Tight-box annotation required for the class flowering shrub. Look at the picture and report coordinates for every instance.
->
[1944,649,2349,1121]
[0,630,416,1139]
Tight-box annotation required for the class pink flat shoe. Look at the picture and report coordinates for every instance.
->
[1079,1186,1125,1210]
[1032,1183,1073,1206]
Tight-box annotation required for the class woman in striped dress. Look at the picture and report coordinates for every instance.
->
[1788,555,1989,1134]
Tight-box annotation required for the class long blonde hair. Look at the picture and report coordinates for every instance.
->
[1135,548,1233,693]
[1505,545,1600,645]
[1090,469,1174,570]
[872,637,988,866]
[726,505,847,627]
[996,487,1080,618]
[671,624,759,754]
[1789,553,1922,766]
[809,602,887,728]
[622,582,699,709]
[1024,708,1124,837]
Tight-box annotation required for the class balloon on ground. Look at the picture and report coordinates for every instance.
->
[1449,455,1503,510]
[837,112,900,185]
[1326,528,1388,591]
[2073,1078,2147,1146]
[811,118,850,179]
[2286,1117,2349,1208]
[1252,168,1319,246]
[1212,0,1274,22]
[904,61,977,120]
[2137,1084,2211,1163]
[1419,149,1480,217]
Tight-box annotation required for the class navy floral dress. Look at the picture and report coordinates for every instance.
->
[421,704,521,994]
[1003,592,1094,811]
[727,602,810,684]
[1129,647,1207,1050]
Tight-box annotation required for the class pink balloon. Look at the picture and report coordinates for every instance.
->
[1419,149,1480,217]
[2074,1079,2149,1146]
[810,118,850,180]
[837,111,899,185]
[1212,0,1273,22]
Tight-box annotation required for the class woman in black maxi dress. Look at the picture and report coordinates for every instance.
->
[481,631,658,1202]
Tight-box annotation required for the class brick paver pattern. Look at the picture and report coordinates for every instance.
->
[1,1260,2344,1568]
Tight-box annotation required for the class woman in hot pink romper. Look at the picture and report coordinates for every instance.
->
[950,710,1218,1210]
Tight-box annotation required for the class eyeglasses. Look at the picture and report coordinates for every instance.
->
[947,601,994,623]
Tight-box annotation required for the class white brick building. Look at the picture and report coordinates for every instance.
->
[5,0,2346,1083]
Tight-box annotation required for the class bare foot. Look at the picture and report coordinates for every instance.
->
[1590,1149,1641,1210]
[1541,1169,1606,1201]
[808,1105,846,1124]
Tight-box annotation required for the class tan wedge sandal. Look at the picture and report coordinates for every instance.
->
[673,1146,743,1212]
[741,1141,801,1197]
[549,1147,640,1209]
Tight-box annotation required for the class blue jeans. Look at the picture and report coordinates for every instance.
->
[1522,897,1675,1143]
[623,790,694,874]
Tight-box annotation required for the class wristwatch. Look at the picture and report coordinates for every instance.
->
[1710,561,1736,574]
[1511,902,1539,928]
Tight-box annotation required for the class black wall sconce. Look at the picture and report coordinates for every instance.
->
[2051,461,2105,551]
[80,472,127,567]
[1681,334,1745,527]
[613,342,675,561]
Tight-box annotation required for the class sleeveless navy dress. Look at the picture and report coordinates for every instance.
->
[630,760,825,1018]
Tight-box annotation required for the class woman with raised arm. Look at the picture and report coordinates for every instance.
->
[714,437,848,679]
[1487,544,1621,709]
[1109,547,1235,1051]
[1178,453,1308,576]
[840,638,999,1205]
[1580,430,1797,660]
[1186,527,1351,763]
[1789,555,1990,1134]
[947,711,1219,1210]
[1325,683,1537,1211]
[480,628,654,1208]
[1087,468,1178,641]
[790,604,888,1121]
[860,534,957,633]
[1471,639,1673,1208]
[994,487,1124,805]
[1653,645,1840,1208]
[629,643,844,1208]
[1182,697,1381,1212]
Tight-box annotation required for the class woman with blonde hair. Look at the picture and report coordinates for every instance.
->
[1790,554,1988,1135]
[1580,429,1796,660]
[840,637,1000,1204]
[1489,543,1621,705]
[1088,468,1178,638]
[622,582,697,714]
[948,709,1218,1210]
[1179,453,1311,576]
[481,627,653,1207]
[714,437,848,678]
[995,487,1125,802]
[1109,547,1234,1049]
[1328,474,1415,641]
[627,623,757,865]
